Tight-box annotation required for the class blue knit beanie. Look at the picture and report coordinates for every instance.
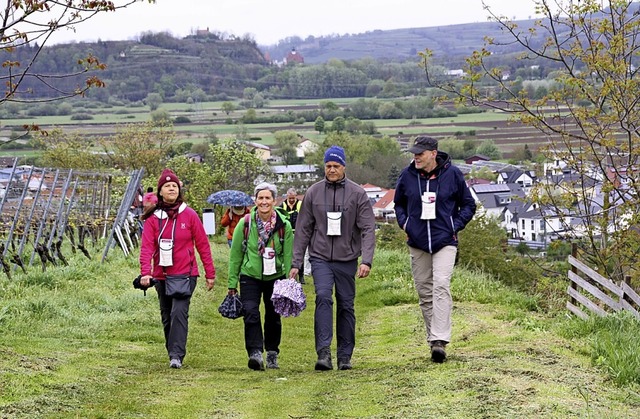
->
[324,145,347,166]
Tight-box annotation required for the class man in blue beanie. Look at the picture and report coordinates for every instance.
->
[324,145,347,166]
[289,145,376,371]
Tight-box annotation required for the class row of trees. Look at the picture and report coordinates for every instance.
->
[32,121,412,212]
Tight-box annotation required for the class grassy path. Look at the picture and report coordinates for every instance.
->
[1,246,640,418]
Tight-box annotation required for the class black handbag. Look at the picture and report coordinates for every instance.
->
[165,274,193,299]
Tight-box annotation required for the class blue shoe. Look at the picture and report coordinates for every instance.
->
[169,358,182,369]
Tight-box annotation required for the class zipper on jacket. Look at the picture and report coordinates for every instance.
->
[426,179,432,253]
[330,183,336,261]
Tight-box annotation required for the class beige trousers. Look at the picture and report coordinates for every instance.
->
[409,245,457,345]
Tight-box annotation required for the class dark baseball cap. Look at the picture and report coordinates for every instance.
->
[407,136,438,154]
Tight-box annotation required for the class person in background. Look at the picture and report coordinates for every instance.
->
[138,169,216,369]
[221,205,251,247]
[142,187,158,211]
[393,136,476,363]
[289,145,376,371]
[228,182,293,371]
[281,187,306,284]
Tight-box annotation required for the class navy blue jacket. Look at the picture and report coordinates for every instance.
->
[394,151,476,254]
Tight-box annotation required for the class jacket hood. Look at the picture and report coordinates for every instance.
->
[153,202,187,219]
[408,150,452,177]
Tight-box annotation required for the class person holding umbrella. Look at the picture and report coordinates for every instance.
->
[228,182,294,370]
[207,190,254,247]
[221,205,250,247]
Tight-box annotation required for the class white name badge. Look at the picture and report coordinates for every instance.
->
[263,247,276,275]
[327,211,342,236]
[159,238,174,266]
[421,192,436,220]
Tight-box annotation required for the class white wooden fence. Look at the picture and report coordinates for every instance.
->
[567,254,640,320]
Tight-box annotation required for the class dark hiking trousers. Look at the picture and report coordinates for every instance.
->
[155,277,197,361]
[239,275,282,355]
[311,258,357,359]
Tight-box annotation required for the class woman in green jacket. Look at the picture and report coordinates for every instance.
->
[228,182,293,370]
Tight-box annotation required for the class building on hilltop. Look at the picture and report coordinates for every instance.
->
[285,48,304,65]
[196,28,210,37]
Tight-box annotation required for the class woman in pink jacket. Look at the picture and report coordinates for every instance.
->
[139,169,216,369]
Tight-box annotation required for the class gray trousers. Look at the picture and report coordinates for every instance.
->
[155,277,197,361]
[409,246,457,344]
[311,258,357,359]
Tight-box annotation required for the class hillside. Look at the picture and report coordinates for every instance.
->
[261,19,541,64]
[4,18,556,104]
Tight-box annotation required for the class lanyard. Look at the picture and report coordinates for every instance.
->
[158,215,177,246]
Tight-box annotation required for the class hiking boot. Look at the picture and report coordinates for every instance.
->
[315,347,333,370]
[266,351,279,369]
[338,357,352,370]
[430,340,447,363]
[248,350,265,371]
[169,358,182,369]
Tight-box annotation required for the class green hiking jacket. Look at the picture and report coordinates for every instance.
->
[227,207,293,289]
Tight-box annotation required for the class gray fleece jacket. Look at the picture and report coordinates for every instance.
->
[292,176,376,268]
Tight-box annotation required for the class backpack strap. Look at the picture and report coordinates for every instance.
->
[241,213,251,253]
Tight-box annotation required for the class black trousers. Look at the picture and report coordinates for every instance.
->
[155,277,197,361]
[239,275,282,355]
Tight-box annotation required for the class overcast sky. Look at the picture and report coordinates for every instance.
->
[49,0,541,46]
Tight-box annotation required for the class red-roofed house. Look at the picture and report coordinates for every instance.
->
[361,183,387,202]
[372,189,396,221]
[285,48,304,65]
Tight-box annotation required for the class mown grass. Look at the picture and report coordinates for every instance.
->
[1,242,640,418]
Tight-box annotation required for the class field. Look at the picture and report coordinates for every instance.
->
[2,242,640,418]
[0,99,556,160]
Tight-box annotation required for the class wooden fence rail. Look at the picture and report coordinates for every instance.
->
[567,250,640,320]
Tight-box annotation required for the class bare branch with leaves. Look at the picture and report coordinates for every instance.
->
[0,0,155,105]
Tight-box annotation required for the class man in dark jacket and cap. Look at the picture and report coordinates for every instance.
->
[289,145,376,371]
[393,136,476,363]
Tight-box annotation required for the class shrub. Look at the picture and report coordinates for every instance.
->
[57,103,73,116]
[174,116,191,124]
[70,113,94,120]
[458,214,544,296]
[150,109,170,123]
